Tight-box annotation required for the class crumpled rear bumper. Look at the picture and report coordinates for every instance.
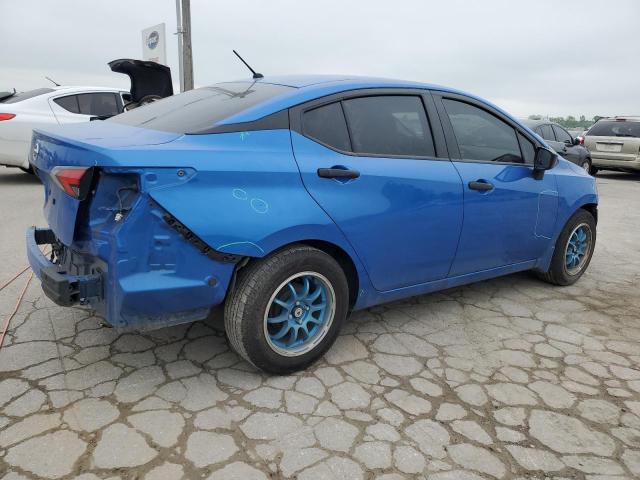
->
[26,227,102,307]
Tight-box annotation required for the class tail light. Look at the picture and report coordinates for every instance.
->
[51,166,94,200]
[577,136,584,146]
[0,113,15,121]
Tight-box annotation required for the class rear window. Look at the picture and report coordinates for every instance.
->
[0,88,54,104]
[108,82,293,133]
[587,120,640,138]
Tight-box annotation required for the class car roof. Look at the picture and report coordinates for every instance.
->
[520,118,554,128]
[596,116,640,122]
[50,86,127,93]
[214,74,512,126]
[240,74,432,89]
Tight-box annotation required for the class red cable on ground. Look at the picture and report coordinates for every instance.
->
[0,271,33,348]
[0,248,50,349]
[0,265,30,293]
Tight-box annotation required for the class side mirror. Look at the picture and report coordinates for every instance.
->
[533,147,557,179]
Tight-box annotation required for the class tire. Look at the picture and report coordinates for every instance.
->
[589,165,599,176]
[537,209,596,286]
[19,166,34,175]
[224,245,349,374]
[580,158,591,174]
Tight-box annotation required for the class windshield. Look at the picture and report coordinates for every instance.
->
[107,82,293,133]
[587,120,640,138]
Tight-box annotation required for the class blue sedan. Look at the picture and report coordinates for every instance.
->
[27,75,598,373]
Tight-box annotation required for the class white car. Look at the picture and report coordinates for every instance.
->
[0,86,128,172]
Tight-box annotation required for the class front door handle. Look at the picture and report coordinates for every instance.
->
[468,180,494,191]
[317,168,360,179]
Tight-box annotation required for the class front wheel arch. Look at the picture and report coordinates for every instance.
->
[580,203,598,225]
[536,208,596,286]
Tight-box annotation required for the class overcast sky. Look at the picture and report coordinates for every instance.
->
[1,0,638,118]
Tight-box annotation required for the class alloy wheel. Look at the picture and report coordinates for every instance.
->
[263,271,336,357]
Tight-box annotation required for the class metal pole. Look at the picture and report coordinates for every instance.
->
[181,0,194,91]
[175,0,184,92]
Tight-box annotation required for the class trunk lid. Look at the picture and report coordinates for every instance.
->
[30,122,181,245]
[108,58,173,103]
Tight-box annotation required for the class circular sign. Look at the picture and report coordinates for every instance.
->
[147,31,159,50]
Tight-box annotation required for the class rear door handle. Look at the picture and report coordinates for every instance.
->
[317,168,360,179]
[468,180,494,191]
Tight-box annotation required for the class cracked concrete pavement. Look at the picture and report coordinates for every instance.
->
[1,167,639,480]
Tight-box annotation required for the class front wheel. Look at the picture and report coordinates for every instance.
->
[537,209,596,286]
[224,245,349,374]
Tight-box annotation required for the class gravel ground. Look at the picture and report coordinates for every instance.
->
[0,166,639,480]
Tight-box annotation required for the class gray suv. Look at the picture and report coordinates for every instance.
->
[522,119,592,173]
[584,117,640,174]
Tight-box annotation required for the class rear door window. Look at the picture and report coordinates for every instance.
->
[303,102,351,151]
[443,99,523,163]
[53,95,80,113]
[77,93,121,116]
[553,125,572,144]
[341,95,435,157]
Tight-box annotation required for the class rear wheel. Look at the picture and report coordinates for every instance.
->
[537,209,596,286]
[589,165,599,176]
[224,245,349,374]
[580,158,592,173]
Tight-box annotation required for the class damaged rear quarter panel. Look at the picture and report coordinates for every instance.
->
[74,167,237,328]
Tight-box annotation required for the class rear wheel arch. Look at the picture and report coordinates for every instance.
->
[231,239,360,309]
[224,244,349,373]
[297,240,359,308]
